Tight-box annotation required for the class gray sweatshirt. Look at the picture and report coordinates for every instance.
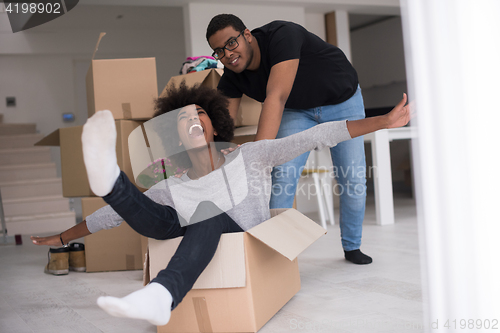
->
[86,120,351,233]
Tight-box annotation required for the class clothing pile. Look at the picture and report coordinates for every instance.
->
[179,56,220,75]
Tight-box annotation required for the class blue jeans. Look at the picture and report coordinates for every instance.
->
[102,171,243,309]
[270,87,367,251]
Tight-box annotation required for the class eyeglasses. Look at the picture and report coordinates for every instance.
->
[211,31,245,60]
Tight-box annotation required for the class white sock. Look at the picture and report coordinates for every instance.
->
[81,110,120,196]
[97,282,173,326]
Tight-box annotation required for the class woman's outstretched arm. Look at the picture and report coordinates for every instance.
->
[30,220,91,246]
[346,93,410,138]
[242,93,412,168]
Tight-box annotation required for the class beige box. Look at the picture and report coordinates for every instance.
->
[35,120,144,197]
[161,68,262,127]
[82,197,146,273]
[86,33,158,120]
[146,209,326,333]
[232,125,258,145]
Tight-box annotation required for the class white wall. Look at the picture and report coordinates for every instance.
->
[305,12,326,41]
[351,16,407,108]
[0,5,186,134]
[0,55,77,133]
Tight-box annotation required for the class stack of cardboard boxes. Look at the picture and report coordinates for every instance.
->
[34,35,326,332]
[36,49,158,272]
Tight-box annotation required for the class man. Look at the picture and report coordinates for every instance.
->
[206,14,371,264]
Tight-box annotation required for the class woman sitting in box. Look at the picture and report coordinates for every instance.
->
[31,82,411,326]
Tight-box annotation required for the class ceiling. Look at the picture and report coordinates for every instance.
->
[15,5,183,33]
[76,0,401,15]
[1,1,399,34]
[17,0,399,33]
[349,14,395,31]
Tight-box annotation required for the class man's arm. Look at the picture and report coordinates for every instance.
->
[254,59,300,141]
[227,97,241,125]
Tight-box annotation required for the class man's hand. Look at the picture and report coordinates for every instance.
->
[174,169,188,178]
[385,93,413,129]
[30,235,62,246]
[221,145,241,155]
[227,98,241,126]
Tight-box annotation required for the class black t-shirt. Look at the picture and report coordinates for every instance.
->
[217,20,359,109]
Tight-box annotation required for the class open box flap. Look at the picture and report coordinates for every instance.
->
[234,125,258,137]
[148,232,246,289]
[92,32,106,60]
[160,68,224,98]
[246,209,327,261]
[34,128,60,146]
[161,69,214,98]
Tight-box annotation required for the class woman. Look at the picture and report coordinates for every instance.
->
[31,82,411,326]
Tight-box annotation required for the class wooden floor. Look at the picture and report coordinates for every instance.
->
[0,194,423,333]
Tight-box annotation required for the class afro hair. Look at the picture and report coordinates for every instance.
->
[154,80,234,143]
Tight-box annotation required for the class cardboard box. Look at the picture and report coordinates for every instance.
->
[232,125,257,145]
[35,120,145,197]
[86,33,158,120]
[82,197,147,272]
[161,69,262,127]
[147,209,326,333]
